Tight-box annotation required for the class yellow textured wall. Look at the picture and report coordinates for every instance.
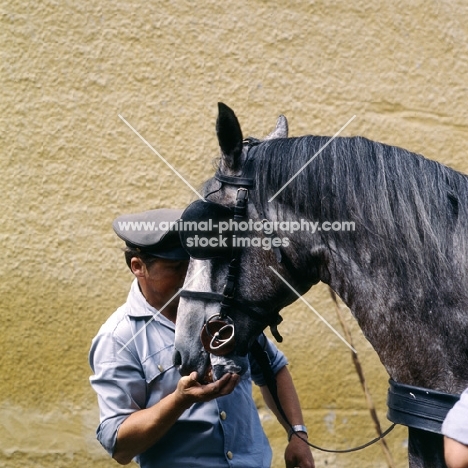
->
[2,1,468,467]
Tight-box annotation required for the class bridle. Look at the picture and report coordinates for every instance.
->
[179,139,284,356]
[178,139,396,453]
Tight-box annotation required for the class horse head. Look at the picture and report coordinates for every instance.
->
[174,103,323,381]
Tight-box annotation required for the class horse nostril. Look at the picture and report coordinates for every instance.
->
[173,349,182,366]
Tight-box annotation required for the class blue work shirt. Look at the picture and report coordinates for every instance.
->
[89,279,288,468]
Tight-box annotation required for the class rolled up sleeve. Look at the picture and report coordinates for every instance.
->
[249,334,288,387]
[89,331,147,455]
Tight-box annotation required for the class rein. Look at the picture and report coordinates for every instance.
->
[250,339,396,453]
[179,139,397,453]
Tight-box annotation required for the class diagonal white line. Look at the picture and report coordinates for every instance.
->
[268,266,357,354]
[118,114,205,200]
[268,115,356,202]
[118,265,207,354]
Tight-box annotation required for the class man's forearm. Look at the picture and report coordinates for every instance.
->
[113,390,192,465]
[261,366,315,468]
[260,365,305,431]
[112,371,240,465]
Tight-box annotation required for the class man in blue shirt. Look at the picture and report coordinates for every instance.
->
[89,208,314,468]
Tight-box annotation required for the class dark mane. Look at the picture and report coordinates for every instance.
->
[247,136,468,307]
[177,105,468,466]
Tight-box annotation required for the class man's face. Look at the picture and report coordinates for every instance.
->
[141,258,189,316]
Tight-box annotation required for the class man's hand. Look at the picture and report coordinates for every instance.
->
[176,371,240,407]
[285,433,315,468]
[114,371,239,464]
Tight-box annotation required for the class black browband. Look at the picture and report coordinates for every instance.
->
[214,172,255,188]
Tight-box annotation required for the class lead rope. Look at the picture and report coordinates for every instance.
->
[250,339,396,453]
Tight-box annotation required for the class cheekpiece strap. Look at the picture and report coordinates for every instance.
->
[219,188,249,316]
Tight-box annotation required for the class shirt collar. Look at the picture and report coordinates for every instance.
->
[126,279,175,329]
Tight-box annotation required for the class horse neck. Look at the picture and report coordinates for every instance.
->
[261,205,330,288]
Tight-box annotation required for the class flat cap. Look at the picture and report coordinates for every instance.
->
[113,208,189,260]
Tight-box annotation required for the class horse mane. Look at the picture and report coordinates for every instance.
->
[246,135,468,308]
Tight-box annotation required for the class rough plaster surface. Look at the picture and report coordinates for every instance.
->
[2,0,468,466]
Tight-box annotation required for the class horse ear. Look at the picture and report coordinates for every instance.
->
[264,115,288,140]
[216,102,243,171]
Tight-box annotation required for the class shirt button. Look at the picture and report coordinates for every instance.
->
[220,411,227,420]
[157,364,164,372]
[226,451,233,459]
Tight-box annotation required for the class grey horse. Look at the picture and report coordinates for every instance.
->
[174,103,468,467]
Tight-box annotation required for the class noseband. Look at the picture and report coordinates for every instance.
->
[179,139,284,356]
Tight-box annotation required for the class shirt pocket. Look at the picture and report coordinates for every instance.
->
[141,345,176,384]
[141,345,181,406]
